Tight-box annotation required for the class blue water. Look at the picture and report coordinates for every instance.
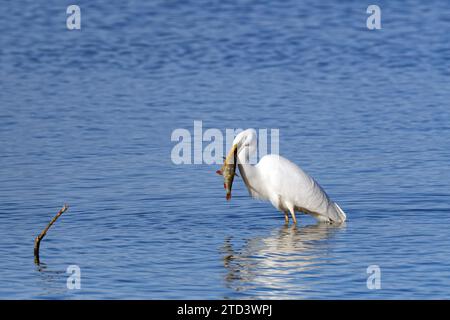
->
[1,0,450,299]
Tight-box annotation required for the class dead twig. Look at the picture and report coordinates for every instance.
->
[34,204,69,265]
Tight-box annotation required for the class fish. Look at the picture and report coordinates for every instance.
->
[216,145,238,201]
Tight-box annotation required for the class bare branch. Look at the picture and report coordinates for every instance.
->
[34,204,69,265]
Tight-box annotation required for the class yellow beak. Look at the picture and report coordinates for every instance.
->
[225,144,238,164]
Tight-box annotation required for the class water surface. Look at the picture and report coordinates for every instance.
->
[1,0,450,299]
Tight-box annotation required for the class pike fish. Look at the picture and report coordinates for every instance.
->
[216,145,238,201]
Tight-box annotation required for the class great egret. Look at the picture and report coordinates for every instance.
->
[227,129,347,224]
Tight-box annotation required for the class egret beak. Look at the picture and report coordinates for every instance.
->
[225,144,238,164]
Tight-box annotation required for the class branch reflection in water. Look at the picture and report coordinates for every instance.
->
[221,223,346,298]
[34,262,68,297]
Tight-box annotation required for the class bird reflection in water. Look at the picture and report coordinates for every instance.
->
[221,223,345,298]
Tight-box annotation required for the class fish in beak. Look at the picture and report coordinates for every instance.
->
[216,144,238,201]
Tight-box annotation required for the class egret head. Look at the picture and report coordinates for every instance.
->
[231,129,257,164]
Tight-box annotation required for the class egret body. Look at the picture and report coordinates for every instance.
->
[229,129,346,224]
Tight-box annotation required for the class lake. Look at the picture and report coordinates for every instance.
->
[0,0,449,299]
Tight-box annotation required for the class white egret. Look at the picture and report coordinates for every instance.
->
[227,129,347,224]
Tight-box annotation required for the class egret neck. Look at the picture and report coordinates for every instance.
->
[234,143,263,197]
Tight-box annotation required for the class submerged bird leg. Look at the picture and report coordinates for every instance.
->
[284,211,289,224]
[288,207,297,224]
